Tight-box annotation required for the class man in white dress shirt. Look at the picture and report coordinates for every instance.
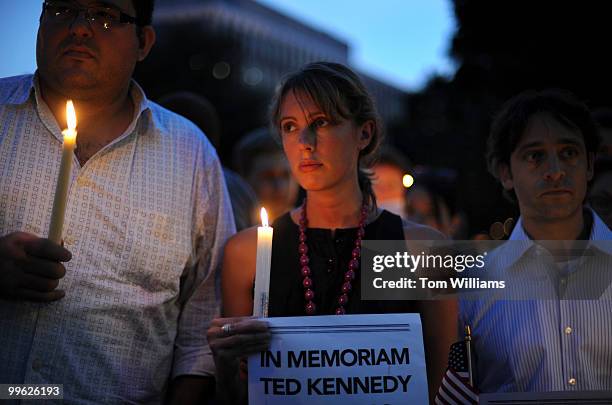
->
[460,89,612,394]
[0,1,235,403]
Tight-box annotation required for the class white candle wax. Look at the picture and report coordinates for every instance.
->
[48,100,77,243]
[253,207,273,317]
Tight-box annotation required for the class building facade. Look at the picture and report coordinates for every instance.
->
[136,0,406,160]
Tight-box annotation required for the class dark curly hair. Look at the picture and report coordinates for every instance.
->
[486,89,600,201]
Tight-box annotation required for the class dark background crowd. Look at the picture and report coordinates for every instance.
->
[135,0,612,238]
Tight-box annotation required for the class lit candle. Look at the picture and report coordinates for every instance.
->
[48,100,77,244]
[253,207,273,317]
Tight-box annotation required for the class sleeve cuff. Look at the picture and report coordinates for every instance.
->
[172,346,216,379]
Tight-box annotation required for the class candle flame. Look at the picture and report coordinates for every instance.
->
[66,100,77,131]
[260,207,269,227]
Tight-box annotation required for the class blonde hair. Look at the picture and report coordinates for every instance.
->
[269,62,383,206]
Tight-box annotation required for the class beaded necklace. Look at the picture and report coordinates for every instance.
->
[298,198,368,315]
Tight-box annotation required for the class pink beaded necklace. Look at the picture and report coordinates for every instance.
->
[298,198,368,315]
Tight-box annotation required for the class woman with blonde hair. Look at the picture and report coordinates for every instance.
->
[207,62,457,403]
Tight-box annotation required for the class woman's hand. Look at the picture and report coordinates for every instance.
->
[207,317,271,402]
[208,317,272,363]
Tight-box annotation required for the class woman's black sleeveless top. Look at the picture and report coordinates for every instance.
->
[268,210,415,317]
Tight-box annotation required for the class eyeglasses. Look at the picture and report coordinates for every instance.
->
[42,1,139,30]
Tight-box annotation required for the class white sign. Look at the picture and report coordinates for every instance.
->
[248,313,428,404]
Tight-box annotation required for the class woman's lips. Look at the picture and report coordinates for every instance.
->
[299,161,323,172]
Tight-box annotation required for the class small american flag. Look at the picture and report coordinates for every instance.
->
[434,341,479,405]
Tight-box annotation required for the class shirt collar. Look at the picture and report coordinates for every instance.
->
[588,210,612,255]
[22,72,154,142]
[121,79,154,139]
[129,79,152,120]
[0,74,35,105]
[501,218,535,268]
[506,208,612,266]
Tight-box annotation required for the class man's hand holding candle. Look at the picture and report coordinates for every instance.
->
[0,231,72,301]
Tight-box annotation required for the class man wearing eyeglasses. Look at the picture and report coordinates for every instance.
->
[0,1,235,403]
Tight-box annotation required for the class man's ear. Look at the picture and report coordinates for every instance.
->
[586,151,595,181]
[137,26,156,62]
[499,163,514,190]
[358,120,374,150]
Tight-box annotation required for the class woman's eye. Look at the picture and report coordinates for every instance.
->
[312,118,328,128]
[281,122,296,133]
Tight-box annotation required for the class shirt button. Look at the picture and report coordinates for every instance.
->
[564,326,573,335]
[32,358,43,371]
[560,277,567,285]
[568,377,577,386]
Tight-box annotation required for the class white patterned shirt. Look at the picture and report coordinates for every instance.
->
[0,74,235,404]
